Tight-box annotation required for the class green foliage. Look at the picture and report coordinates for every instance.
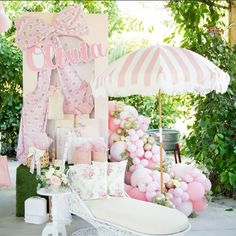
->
[0,37,22,156]
[167,0,236,195]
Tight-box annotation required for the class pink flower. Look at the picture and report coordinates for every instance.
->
[50,175,61,186]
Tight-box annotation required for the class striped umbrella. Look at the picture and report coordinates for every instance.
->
[93,45,230,192]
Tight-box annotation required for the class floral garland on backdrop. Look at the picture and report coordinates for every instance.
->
[108,101,211,216]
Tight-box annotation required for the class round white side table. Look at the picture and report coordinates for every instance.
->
[37,187,72,236]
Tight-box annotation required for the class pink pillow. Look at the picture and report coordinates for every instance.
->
[93,160,128,197]
[69,163,107,200]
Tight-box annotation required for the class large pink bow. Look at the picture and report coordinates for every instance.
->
[15,5,88,50]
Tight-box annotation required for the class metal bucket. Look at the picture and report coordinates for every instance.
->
[147,129,180,151]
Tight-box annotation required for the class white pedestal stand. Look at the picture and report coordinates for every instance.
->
[37,188,72,236]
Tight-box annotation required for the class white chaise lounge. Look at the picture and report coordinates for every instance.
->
[69,190,191,236]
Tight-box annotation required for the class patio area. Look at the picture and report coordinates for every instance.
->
[0,161,235,236]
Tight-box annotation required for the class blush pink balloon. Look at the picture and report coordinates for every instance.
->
[172,197,182,206]
[131,168,151,187]
[187,181,205,201]
[133,157,141,165]
[128,187,147,201]
[183,174,194,183]
[174,188,184,197]
[146,191,156,202]
[192,199,208,212]
[204,178,212,192]
[180,181,188,191]
[110,141,126,161]
[108,133,119,147]
[182,192,190,201]
[147,160,158,170]
[109,118,119,132]
[141,159,149,167]
[120,111,128,120]
[144,175,153,184]
[168,188,175,195]
[136,148,145,157]
[138,183,147,192]
[127,144,137,153]
[136,129,144,137]
[108,101,117,113]
[129,165,136,173]
[192,168,201,177]
[130,152,136,159]
[131,134,139,142]
[136,140,144,147]
[124,183,133,193]
[128,129,136,136]
[195,174,207,184]
[163,173,171,183]
[177,201,193,217]
[144,151,153,159]
[125,171,132,185]
[113,118,121,125]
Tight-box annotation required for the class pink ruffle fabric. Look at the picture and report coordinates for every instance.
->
[0,155,11,187]
[15,5,94,164]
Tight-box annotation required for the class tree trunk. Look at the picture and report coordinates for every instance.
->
[229,0,236,46]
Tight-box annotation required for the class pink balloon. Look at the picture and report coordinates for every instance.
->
[131,134,139,142]
[144,175,153,184]
[110,141,126,161]
[192,168,201,177]
[136,129,144,137]
[124,183,133,193]
[152,170,160,181]
[130,168,151,187]
[172,163,187,177]
[172,197,182,206]
[136,148,145,157]
[144,151,153,159]
[113,118,121,126]
[181,192,189,202]
[127,144,137,153]
[128,129,136,136]
[138,183,147,192]
[204,178,212,192]
[168,188,175,195]
[192,199,207,212]
[109,118,119,132]
[129,165,136,172]
[125,171,132,185]
[183,174,194,183]
[141,159,149,167]
[120,111,128,120]
[130,152,136,159]
[146,182,157,192]
[108,101,117,113]
[163,173,171,183]
[180,181,188,191]
[177,201,193,216]
[135,140,144,147]
[128,187,147,201]
[124,105,138,118]
[195,174,207,184]
[147,160,158,170]
[174,188,184,197]
[151,145,160,154]
[146,191,156,202]
[187,181,205,201]
[108,133,119,147]
[133,157,141,165]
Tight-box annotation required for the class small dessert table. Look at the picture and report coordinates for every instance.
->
[37,187,72,236]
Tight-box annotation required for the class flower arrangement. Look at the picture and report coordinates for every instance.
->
[37,165,69,190]
[108,100,212,217]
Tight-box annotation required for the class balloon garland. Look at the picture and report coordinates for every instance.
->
[108,101,211,216]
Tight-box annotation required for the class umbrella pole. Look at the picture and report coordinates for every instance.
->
[158,90,164,192]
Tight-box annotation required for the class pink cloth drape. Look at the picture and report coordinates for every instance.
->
[0,155,11,187]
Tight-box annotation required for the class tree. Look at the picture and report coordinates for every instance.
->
[166,0,236,195]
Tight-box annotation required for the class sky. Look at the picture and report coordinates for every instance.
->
[117,1,173,45]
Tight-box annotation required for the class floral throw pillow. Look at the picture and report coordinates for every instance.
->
[107,160,127,197]
[69,164,107,200]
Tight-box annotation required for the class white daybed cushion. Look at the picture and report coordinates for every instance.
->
[84,197,189,235]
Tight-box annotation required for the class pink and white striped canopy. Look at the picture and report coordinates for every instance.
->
[93,45,230,97]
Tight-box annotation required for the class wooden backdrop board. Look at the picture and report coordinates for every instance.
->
[21,11,109,158]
